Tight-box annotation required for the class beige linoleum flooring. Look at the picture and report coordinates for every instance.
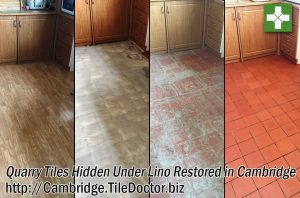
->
[75,42,149,198]
[0,62,74,198]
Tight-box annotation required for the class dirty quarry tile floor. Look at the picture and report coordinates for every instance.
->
[150,49,224,197]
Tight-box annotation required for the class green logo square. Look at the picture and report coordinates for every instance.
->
[264,4,292,32]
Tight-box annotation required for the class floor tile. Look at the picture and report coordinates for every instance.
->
[259,181,285,198]
[232,177,257,198]
[226,145,242,163]
[225,182,236,198]
[261,144,281,162]
[238,138,259,156]
[244,151,266,168]
[281,122,299,136]
[284,150,300,169]
[278,177,300,197]
[254,132,273,149]
[227,56,300,197]
[276,138,297,155]
[233,127,252,143]
[244,191,261,198]
[262,118,279,131]
[244,114,260,126]
[249,123,267,137]
[151,49,224,197]
[268,127,287,142]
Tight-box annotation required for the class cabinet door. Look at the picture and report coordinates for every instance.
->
[18,15,56,62]
[225,8,240,62]
[166,0,204,51]
[91,0,130,43]
[75,0,92,45]
[150,1,167,52]
[0,16,17,64]
[237,6,277,58]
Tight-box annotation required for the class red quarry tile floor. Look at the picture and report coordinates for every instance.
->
[226,55,300,198]
[150,49,224,197]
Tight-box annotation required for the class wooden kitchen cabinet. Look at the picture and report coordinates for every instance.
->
[166,0,204,50]
[150,1,167,52]
[75,0,130,45]
[56,13,74,70]
[225,8,240,62]
[205,0,224,55]
[18,15,56,62]
[131,0,149,51]
[0,16,17,64]
[75,0,92,45]
[92,0,130,43]
[237,6,277,59]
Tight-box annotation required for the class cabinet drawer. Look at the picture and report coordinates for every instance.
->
[207,0,223,22]
[58,14,74,36]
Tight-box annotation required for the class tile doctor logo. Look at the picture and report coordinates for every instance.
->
[264,4,293,32]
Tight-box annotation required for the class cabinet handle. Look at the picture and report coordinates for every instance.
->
[166,5,169,14]
[85,0,89,4]
[91,0,94,4]
[13,20,16,27]
[238,12,241,20]
[18,21,21,28]
[161,6,164,14]
[232,13,236,21]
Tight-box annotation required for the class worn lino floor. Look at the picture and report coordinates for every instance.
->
[75,42,149,198]
[225,56,300,198]
[0,62,74,198]
[150,49,224,197]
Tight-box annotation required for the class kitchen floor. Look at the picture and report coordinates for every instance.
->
[150,49,224,197]
[0,62,74,198]
[75,42,149,198]
[225,55,300,198]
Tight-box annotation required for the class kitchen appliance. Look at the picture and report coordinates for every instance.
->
[61,0,74,15]
[27,0,46,10]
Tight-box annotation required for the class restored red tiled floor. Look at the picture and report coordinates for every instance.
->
[150,49,224,197]
[226,55,300,198]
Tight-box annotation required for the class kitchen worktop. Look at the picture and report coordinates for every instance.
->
[225,0,279,7]
[0,10,57,16]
